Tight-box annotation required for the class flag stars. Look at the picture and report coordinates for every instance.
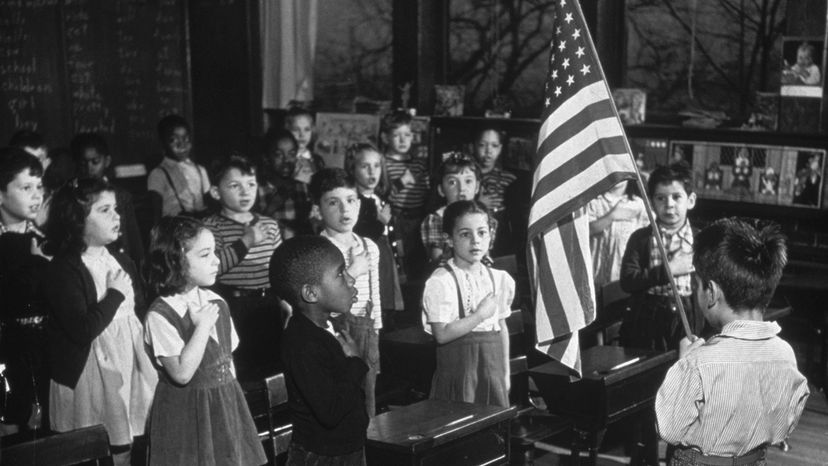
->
[552,69,558,80]
[580,64,591,75]
[572,28,581,40]
[558,40,566,52]
[575,46,585,58]
[556,26,562,35]
[564,12,574,24]
[554,86,562,97]
[560,0,566,6]
[567,75,575,86]
[562,58,570,69]
[545,97,551,107]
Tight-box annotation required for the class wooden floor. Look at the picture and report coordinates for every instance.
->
[532,386,828,465]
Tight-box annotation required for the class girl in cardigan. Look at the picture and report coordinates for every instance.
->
[44,178,157,466]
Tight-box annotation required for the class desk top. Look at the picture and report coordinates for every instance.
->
[367,400,517,454]
[530,346,677,385]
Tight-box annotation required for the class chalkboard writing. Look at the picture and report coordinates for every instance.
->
[0,0,190,166]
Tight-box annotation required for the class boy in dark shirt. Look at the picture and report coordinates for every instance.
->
[270,236,368,465]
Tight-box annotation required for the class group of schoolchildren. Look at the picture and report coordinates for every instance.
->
[0,104,811,466]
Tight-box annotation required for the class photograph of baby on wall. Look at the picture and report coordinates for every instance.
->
[781,37,824,98]
[793,151,824,207]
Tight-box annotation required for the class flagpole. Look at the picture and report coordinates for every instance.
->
[573,0,693,339]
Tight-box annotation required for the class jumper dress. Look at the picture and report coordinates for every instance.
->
[429,265,508,408]
[332,237,380,417]
[147,299,266,466]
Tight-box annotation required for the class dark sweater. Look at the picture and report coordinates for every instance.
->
[45,250,145,388]
[281,312,368,456]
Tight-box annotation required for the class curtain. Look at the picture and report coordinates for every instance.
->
[260,0,318,108]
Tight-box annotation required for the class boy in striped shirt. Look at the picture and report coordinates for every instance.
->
[656,218,809,465]
[310,168,382,417]
[204,153,284,380]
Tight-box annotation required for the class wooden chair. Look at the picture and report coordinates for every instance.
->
[264,373,292,464]
[2,424,113,466]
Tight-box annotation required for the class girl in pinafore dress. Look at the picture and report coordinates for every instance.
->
[421,200,515,407]
[143,216,266,466]
[44,178,157,466]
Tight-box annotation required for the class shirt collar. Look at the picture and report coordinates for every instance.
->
[163,156,194,167]
[162,288,219,318]
[0,220,41,235]
[716,320,780,341]
[659,219,692,239]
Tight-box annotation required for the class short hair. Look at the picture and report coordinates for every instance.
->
[263,128,298,154]
[475,126,505,145]
[9,129,45,149]
[798,42,815,57]
[309,167,356,203]
[344,142,388,196]
[145,216,207,297]
[380,110,413,135]
[442,199,492,235]
[70,133,110,161]
[694,217,787,313]
[647,161,694,198]
[209,151,256,185]
[44,178,114,256]
[0,146,43,191]
[269,235,343,307]
[284,107,314,126]
[437,151,482,183]
[157,114,191,141]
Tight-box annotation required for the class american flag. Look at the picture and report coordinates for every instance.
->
[529,0,638,376]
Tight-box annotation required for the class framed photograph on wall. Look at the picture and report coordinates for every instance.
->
[313,113,380,168]
[780,36,824,98]
[433,85,465,116]
[671,140,826,208]
[612,88,647,125]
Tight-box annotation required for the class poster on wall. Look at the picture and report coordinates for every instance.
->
[780,36,824,98]
[671,140,825,208]
[612,88,647,125]
[313,113,381,168]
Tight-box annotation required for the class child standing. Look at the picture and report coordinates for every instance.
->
[619,162,706,351]
[70,132,145,268]
[420,152,481,266]
[259,129,315,237]
[144,216,266,466]
[147,114,211,219]
[474,128,516,256]
[422,200,514,407]
[0,148,50,431]
[656,218,809,465]
[203,153,283,380]
[588,180,649,288]
[346,142,404,315]
[44,178,157,465]
[270,236,369,464]
[382,110,430,279]
[310,168,382,418]
[284,107,325,184]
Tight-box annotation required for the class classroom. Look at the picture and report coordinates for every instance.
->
[1,1,827,465]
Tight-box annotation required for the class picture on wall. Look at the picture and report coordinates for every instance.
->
[612,88,647,125]
[780,36,824,98]
[671,140,826,208]
[433,85,465,116]
[313,113,381,168]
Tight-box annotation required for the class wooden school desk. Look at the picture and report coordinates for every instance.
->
[530,346,677,466]
[366,399,518,465]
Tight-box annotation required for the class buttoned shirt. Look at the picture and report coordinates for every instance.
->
[648,220,693,296]
[655,320,809,456]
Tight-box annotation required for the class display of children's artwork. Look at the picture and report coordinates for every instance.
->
[433,85,465,116]
[612,88,647,125]
[780,37,824,98]
[313,113,381,168]
[671,140,826,208]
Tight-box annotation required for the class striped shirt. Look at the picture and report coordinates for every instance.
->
[385,156,430,213]
[479,168,517,212]
[320,231,382,329]
[655,320,809,456]
[203,214,283,289]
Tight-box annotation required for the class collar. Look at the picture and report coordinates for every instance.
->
[659,219,692,238]
[715,320,780,341]
[386,153,411,162]
[162,287,221,318]
[0,220,41,235]
[81,245,109,260]
[162,156,195,167]
[320,230,360,250]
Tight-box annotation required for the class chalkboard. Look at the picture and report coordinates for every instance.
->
[0,0,191,165]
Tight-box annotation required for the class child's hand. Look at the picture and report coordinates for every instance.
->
[477,192,495,210]
[378,202,392,225]
[610,199,638,221]
[337,329,360,358]
[242,219,279,247]
[348,246,369,278]
[400,168,416,188]
[679,335,705,358]
[188,302,220,329]
[30,237,52,261]
[105,268,131,296]
[475,292,497,320]
[668,252,694,276]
